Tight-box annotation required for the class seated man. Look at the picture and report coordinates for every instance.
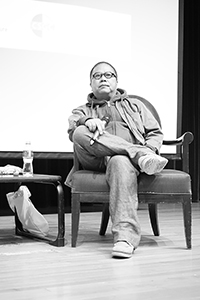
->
[66,61,168,259]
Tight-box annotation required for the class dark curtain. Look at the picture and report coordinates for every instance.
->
[182,0,200,201]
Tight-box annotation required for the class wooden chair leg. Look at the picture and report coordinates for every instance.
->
[182,198,192,249]
[71,194,81,247]
[99,203,110,236]
[148,203,160,236]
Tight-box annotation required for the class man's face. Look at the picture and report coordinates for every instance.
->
[90,63,118,100]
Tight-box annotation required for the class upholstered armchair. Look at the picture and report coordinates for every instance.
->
[69,96,194,248]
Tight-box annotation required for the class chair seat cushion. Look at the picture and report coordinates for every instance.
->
[71,169,191,195]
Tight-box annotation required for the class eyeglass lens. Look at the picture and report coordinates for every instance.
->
[93,72,116,80]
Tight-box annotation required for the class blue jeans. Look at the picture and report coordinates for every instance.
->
[73,126,154,248]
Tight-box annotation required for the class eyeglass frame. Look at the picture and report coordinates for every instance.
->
[91,71,117,80]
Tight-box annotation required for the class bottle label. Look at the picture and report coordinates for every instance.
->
[23,159,33,175]
[22,143,33,175]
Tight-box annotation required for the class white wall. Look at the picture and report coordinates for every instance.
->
[0,0,179,153]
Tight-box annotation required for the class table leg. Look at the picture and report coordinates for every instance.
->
[50,181,65,246]
[15,180,65,247]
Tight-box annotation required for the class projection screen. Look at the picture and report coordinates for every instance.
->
[0,0,180,155]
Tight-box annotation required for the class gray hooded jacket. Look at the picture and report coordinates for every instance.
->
[67,88,164,153]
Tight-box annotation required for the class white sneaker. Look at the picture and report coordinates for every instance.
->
[138,154,168,175]
[112,241,134,258]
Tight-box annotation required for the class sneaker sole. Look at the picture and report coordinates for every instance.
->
[143,157,168,175]
[112,250,133,259]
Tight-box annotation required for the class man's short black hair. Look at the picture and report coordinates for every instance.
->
[90,61,118,80]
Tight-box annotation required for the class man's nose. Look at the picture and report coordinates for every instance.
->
[100,75,107,81]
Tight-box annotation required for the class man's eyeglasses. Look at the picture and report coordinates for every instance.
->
[92,72,117,80]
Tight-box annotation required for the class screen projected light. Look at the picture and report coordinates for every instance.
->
[0,0,179,154]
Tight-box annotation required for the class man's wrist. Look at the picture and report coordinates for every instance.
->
[76,116,92,126]
[77,115,110,127]
[145,144,158,153]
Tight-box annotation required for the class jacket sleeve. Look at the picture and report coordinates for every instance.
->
[67,105,92,142]
[138,101,164,153]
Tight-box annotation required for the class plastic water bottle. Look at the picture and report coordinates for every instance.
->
[22,141,33,176]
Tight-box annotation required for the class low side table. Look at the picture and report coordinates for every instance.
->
[0,174,65,247]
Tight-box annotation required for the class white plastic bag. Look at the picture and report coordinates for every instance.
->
[6,186,49,237]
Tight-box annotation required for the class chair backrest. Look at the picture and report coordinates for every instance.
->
[128,95,162,128]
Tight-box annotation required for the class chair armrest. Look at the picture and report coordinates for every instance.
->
[163,132,194,146]
[163,132,194,173]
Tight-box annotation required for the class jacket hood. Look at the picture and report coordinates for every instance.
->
[87,88,128,107]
